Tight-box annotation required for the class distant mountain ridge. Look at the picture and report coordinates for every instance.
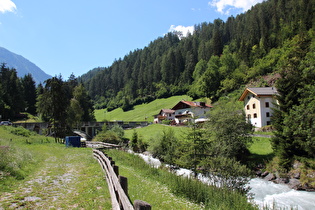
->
[0,47,51,84]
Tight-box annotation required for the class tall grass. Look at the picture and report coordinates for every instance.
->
[0,126,47,189]
[106,149,257,210]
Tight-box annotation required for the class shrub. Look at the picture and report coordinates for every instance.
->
[8,126,35,137]
[94,130,121,144]
[200,156,252,194]
[0,145,34,180]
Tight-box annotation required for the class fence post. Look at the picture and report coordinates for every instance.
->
[110,160,115,166]
[119,175,128,196]
[134,200,151,210]
[113,165,119,176]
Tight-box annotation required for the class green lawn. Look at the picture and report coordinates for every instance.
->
[124,124,190,143]
[95,95,192,122]
[249,137,273,155]
[247,137,274,168]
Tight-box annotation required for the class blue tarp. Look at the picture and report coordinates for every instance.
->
[65,136,81,147]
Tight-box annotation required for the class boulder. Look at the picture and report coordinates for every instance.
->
[261,171,269,178]
[264,173,276,181]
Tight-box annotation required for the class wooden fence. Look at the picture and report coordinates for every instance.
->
[87,141,122,149]
[93,149,151,210]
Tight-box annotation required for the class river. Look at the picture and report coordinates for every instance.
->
[138,153,315,210]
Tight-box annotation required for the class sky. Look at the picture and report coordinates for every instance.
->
[0,0,264,79]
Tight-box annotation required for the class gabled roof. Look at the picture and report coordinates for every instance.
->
[154,109,175,117]
[160,109,175,114]
[172,100,212,110]
[239,87,278,101]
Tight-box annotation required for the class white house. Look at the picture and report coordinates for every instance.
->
[239,87,278,128]
[153,109,175,124]
[171,101,212,124]
[153,101,212,125]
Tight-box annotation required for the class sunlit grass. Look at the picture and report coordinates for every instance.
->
[95,95,192,122]
[124,124,190,143]
[249,137,273,155]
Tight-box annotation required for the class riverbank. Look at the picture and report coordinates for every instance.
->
[106,149,256,209]
[256,161,315,192]
[134,150,315,210]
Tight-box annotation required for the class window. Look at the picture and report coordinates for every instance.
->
[253,113,257,118]
[265,102,270,108]
[247,105,250,110]
[266,112,270,117]
[253,103,256,109]
[267,121,271,125]
[169,114,172,117]
[247,114,251,120]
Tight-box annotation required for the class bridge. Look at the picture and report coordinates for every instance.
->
[13,121,149,140]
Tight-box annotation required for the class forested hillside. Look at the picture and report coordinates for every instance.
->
[80,0,315,111]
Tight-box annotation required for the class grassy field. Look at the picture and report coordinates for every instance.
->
[247,136,274,168]
[95,95,192,122]
[249,137,273,155]
[124,124,274,153]
[124,124,190,143]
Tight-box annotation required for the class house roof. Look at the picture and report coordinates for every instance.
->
[153,109,175,117]
[239,87,278,101]
[172,100,212,110]
[160,109,175,114]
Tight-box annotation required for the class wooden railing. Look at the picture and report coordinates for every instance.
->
[93,149,151,210]
[87,141,122,149]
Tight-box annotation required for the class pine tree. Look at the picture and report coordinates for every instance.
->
[272,33,311,169]
[21,74,37,115]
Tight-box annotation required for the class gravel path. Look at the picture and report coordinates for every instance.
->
[0,156,79,209]
[0,150,111,209]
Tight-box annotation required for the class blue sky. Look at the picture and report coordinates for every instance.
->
[0,0,264,79]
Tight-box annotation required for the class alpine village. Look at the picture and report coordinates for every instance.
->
[1,0,315,209]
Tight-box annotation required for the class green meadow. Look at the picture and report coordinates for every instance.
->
[95,95,192,122]
[124,124,190,143]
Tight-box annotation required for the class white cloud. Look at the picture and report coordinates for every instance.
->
[0,0,17,13]
[168,25,194,38]
[210,0,265,14]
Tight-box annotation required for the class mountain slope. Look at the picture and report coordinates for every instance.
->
[0,47,51,84]
[80,0,315,111]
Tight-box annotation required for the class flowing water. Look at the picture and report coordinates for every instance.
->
[249,178,315,210]
[137,153,315,210]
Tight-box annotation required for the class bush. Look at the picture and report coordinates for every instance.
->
[94,124,125,144]
[0,145,34,180]
[200,156,252,194]
[94,130,121,144]
[8,126,35,137]
[148,128,178,164]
